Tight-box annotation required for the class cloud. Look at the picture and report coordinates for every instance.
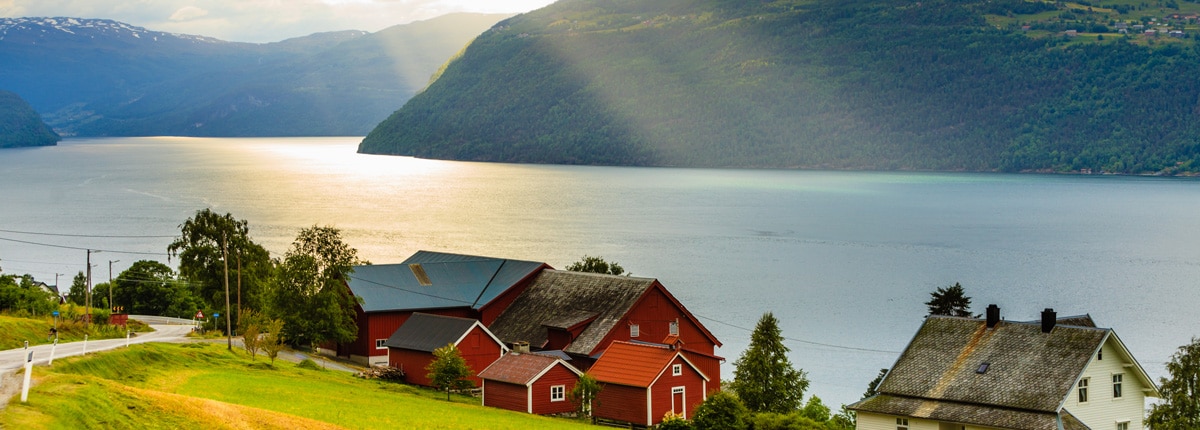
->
[168,6,207,22]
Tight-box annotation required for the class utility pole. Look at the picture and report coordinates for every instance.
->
[222,233,232,351]
[86,249,99,325]
[108,260,120,311]
[236,253,242,329]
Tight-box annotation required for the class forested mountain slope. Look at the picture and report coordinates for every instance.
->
[0,14,509,137]
[0,90,59,148]
[361,0,1200,174]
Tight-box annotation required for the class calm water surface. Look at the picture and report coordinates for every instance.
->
[2,137,1198,406]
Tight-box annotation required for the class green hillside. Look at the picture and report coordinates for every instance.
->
[0,90,59,148]
[361,0,1200,174]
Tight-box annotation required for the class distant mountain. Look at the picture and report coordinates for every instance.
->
[360,0,1200,174]
[0,89,58,148]
[0,14,510,137]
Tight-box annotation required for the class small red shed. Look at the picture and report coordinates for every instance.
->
[478,350,583,415]
[589,341,710,427]
[384,312,508,387]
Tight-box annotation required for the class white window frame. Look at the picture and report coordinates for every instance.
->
[1078,377,1090,403]
[375,339,387,350]
[672,364,682,376]
[669,320,679,336]
[896,417,909,430]
[1116,422,1129,430]
[1112,373,1124,399]
[550,385,566,402]
[630,324,640,338]
[671,386,686,419]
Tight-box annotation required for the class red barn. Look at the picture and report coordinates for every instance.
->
[383,312,508,387]
[487,270,722,386]
[338,251,547,365]
[478,349,583,415]
[589,341,710,426]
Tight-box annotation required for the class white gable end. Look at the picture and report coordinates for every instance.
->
[1060,334,1155,430]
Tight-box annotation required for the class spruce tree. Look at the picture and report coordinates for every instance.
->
[925,282,974,317]
[729,312,809,413]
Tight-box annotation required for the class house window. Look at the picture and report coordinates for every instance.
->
[630,324,640,338]
[672,364,682,376]
[1078,378,1089,403]
[550,385,565,402]
[669,321,679,336]
[1113,374,1124,398]
[375,339,387,350]
[896,418,909,430]
[1098,349,1103,360]
[1116,422,1129,430]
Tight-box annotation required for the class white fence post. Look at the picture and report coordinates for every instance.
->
[82,334,88,355]
[20,351,33,403]
[125,329,131,348]
[48,338,58,366]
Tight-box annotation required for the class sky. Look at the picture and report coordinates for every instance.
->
[0,0,558,43]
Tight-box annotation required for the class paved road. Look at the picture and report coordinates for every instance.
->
[0,324,195,371]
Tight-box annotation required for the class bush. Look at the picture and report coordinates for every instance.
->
[747,412,827,430]
[297,358,324,371]
[693,391,748,430]
[657,411,692,430]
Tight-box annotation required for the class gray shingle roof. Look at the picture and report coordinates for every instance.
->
[849,394,1088,430]
[383,312,481,352]
[487,270,657,355]
[874,316,1107,412]
[345,251,546,313]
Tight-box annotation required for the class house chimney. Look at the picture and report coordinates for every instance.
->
[513,341,530,354]
[1041,308,1057,333]
[986,304,1000,328]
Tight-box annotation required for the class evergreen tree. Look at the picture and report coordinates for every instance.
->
[66,271,87,306]
[925,282,974,317]
[729,312,809,413]
[1146,337,1200,428]
[426,343,474,400]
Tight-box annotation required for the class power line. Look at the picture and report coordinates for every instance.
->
[0,236,165,256]
[0,228,176,238]
[695,314,900,354]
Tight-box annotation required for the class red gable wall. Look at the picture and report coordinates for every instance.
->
[648,355,707,422]
[388,324,504,387]
[530,363,579,415]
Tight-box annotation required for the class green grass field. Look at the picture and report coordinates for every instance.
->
[2,342,596,429]
[0,314,145,350]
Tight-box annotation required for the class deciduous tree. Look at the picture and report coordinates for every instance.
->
[1146,337,1200,428]
[566,255,625,276]
[570,373,602,419]
[66,271,87,306]
[729,312,809,413]
[692,391,749,430]
[426,343,474,400]
[269,225,364,348]
[168,209,271,323]
[925,282,974,317]
[261,318,286,365]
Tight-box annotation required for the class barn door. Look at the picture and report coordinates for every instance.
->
[672,387,686,418]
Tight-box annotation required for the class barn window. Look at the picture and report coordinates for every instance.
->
[375,339,387,350]
[550,385,565,402]
[669,321,679,336]
[630,324,640,338]
[672,364,682,376]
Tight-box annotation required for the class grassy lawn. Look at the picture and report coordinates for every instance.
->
[2,342,595,429]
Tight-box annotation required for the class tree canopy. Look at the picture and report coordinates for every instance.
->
[167,209,271,322]
[1146,337,1200,428]
[269,225,364,347]
[565,255,625,276]
[925,283,974,317]
[112,260,199,318]
[729,312,809,413]
[426,343,474,400]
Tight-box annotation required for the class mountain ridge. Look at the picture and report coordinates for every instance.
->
[0,89,59,148]
[0,13,511,137]
[360,0,1200,175]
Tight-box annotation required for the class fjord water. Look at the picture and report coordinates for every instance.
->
[3,137,1198,406]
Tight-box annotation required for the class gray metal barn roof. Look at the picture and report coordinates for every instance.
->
[345,251,546,313]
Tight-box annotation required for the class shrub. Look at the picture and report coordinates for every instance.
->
[692,391,748,430]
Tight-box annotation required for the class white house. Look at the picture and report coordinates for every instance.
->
[849,306,1159,430]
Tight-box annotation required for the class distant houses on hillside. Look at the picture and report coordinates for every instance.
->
[337,250,722,427]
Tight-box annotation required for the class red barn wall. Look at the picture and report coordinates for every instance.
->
[483,380,529,413]
[349,307,477,364]
[389,348,435,386]
[649,356,708,422]
[591,285,718,356]
[458,326,505,386]
[594,383,649,426]
[530,364,580,415]
[681,350,722,393]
